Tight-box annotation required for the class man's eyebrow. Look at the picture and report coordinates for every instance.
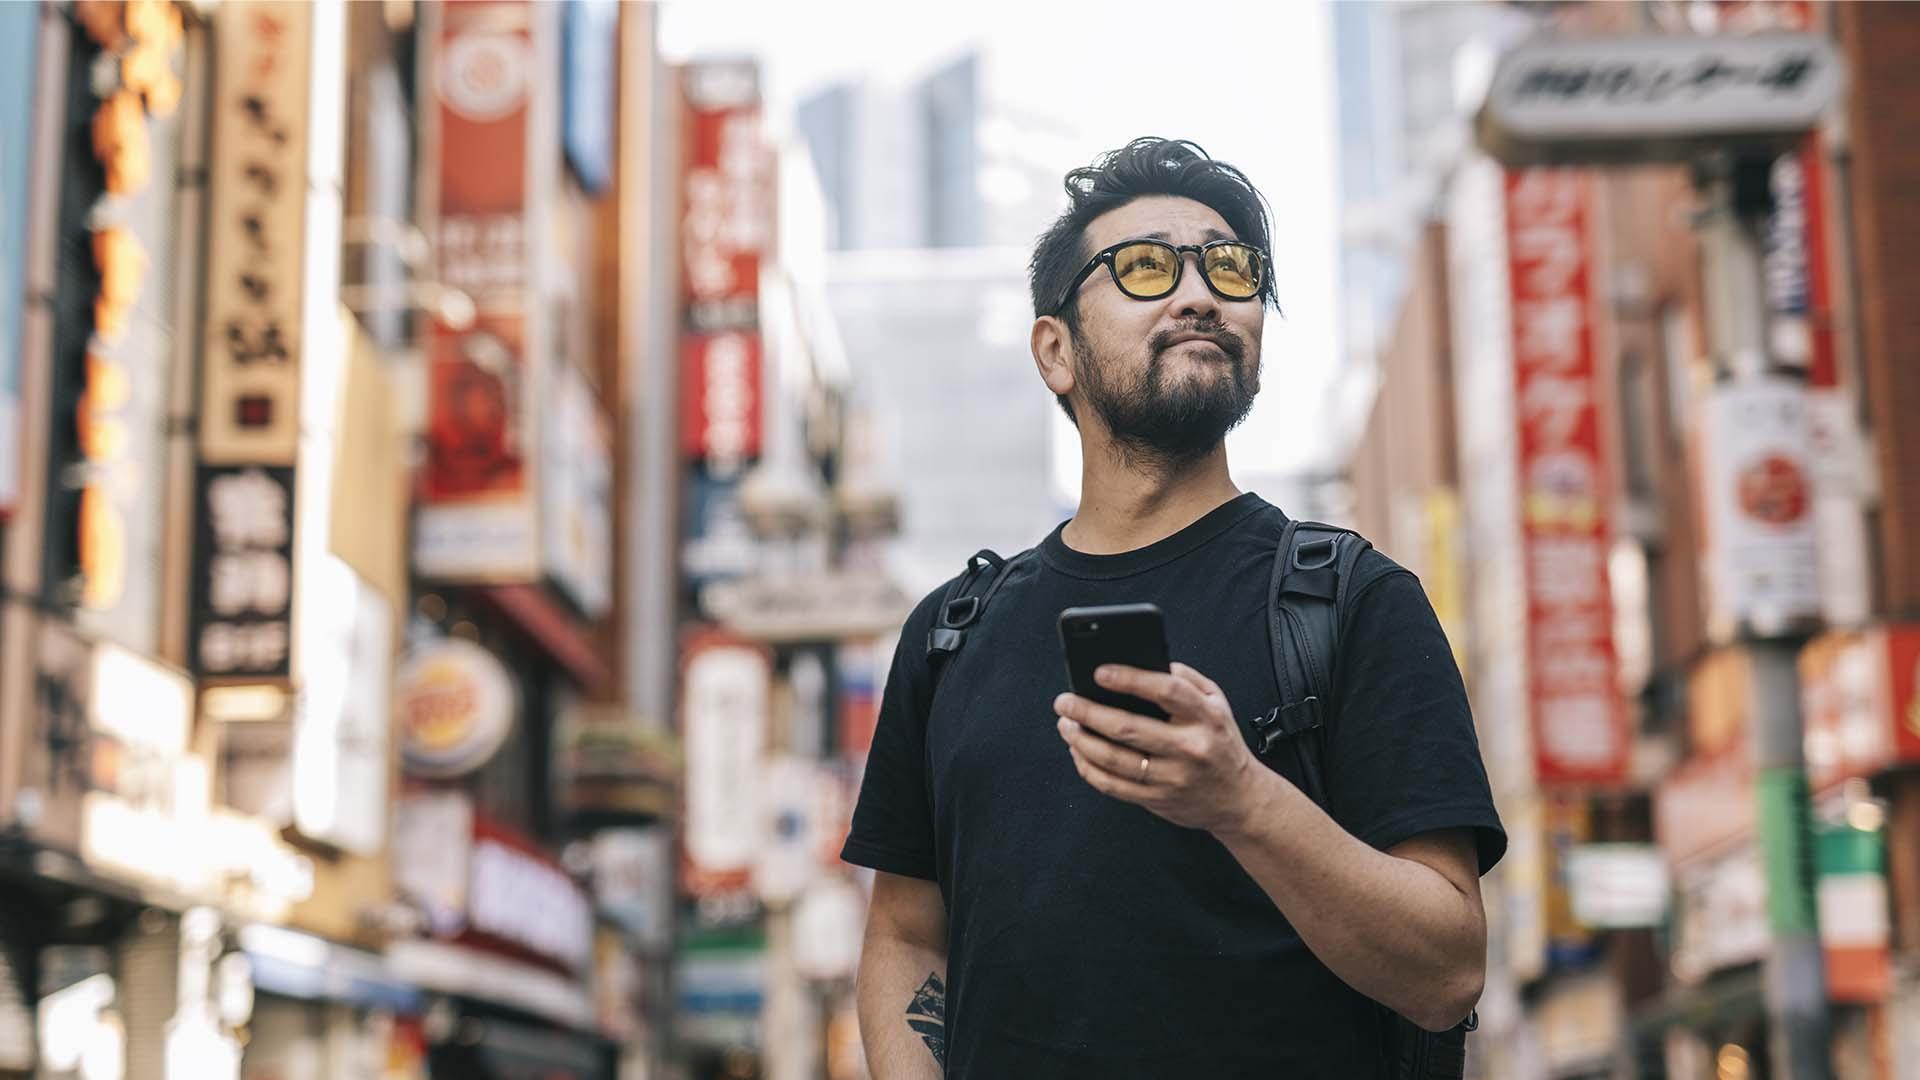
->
[1134,228,1237,243]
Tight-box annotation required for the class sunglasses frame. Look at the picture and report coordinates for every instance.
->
[1052,237,1269,315]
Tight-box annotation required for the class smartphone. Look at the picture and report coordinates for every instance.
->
[1057,603,1171,720]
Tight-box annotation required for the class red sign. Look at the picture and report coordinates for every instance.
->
[461,816,594,977]
[1504,169,1628,786]
[679,331,762,471]
[1802,624,1920,791]
[681,62,769,333]
[423,313,528,501]
[423,2,531,504]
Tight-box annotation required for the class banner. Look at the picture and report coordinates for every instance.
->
[200,1,311,466]
[416,1,542,580]
[1504,169,1627,786]
[680,60,768,479]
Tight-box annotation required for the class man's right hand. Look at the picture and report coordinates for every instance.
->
[855,871,950,1078]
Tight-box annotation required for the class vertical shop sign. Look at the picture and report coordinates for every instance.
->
[199,1,310,465]
[1503,169,1627,786]
[680,631,768,897]
[416,0,541,580]
[539,364,613,616]
[189,466,296,679]
[1699,376,1819,639]
[681,60,768,478]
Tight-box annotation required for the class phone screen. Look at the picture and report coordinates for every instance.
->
[1057,603,1171,720]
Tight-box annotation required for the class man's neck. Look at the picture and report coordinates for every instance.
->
[1062,442,1242,556]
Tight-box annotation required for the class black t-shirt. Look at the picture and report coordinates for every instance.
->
[842,494,1506,1078]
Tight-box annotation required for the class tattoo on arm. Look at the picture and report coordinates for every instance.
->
[904,972,947,1068]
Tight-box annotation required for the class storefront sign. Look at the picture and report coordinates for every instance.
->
[289,559,393,855]
[1504,169,1627,786]
[754,755,822,904]
[393,790,475,936]
[200,1,312,465]
[682,60,768,334]
[553,700,678,821]
[41,10,184,651]
[539,364,613,617]
[1657,747,1757,869]
[1816,821,1890,1003]
[466,819,594,976]
[394,638,515,779]
[1566,844,1669,930]
[1799,626,1920,793]
[1671,846,1771,983]
[0,0,38,516]
[701,572,913,643]
[681,632,769,896]
[1478,33,1842,165]
[1700,376,1820,640]
[591,828,674,950]
[189,466,297,679]
[417,1,542,582]
[679,331,763,475]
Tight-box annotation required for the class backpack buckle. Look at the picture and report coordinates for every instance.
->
[1249,696,1322,755]
[943,595,981,628]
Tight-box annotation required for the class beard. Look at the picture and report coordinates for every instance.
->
[1072,319,1259,475]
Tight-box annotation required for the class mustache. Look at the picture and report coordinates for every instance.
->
[1149,321,1246,364]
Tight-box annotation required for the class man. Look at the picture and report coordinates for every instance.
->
[842,137,1506,1077]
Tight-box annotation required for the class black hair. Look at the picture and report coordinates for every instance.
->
[1027,137,1278,422]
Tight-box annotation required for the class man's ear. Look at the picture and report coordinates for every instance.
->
[1032,315,1075,398]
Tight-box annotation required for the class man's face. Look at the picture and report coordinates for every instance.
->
[1062,195,1264,467]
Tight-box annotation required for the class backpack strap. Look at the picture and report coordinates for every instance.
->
[926,548,1030,667]
[1249,520,1370,809]
[1252,520,1477,1080]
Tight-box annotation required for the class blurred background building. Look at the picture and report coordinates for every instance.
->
[0,1,1916,1079]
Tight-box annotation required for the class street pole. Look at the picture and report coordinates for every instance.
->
[1695,151,1834,1080]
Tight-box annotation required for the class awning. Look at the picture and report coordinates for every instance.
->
[240,924,423,1014]
[1628,967,1767,1040]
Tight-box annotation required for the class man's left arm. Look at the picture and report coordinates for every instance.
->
[1055,661,1488,1032]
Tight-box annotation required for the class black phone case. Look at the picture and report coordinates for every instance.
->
[1058,603,1171,720]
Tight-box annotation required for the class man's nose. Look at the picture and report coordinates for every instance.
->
[1168,252,1221,320]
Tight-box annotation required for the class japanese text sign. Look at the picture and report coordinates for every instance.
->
[200,1,310,465]
[1504,169,1627,786]
[189,465,297,679]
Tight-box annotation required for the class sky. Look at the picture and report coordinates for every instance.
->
[657,0,1343,485]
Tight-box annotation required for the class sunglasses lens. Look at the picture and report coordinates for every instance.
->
[1204,244,1262,299]
[1112,242,1179,298]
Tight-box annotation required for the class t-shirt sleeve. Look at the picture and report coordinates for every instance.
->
[840,587,946,882]
[1324,566,1507,874]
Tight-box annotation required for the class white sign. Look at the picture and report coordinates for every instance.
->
[1672,846,1770,983]
[701,573,913,643]
[540,364,613,617]
[1480,33,1842,164]
[291,558,393,855]
[394,638,515,778]
[392,791,474,936]
[682,641,769,879]
[1566,844,1670,929]
[792,877,865,982]
[468,835,594,975]
[1700,376,1820,640]
[753,756,821,905]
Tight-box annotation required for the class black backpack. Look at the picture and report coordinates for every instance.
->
[924,519,1476,1080]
